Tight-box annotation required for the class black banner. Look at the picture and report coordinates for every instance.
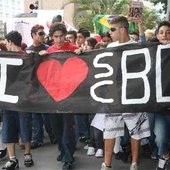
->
[0,43,170,113]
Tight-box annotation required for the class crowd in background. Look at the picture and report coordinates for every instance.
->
[0,14,170,170]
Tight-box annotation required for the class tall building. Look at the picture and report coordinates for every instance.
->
[0,0,24,36]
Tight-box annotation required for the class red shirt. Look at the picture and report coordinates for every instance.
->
[47,41,78,53]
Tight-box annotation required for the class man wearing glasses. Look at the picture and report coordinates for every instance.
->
[26,24,49,53]
[26,24,56,149]
[101,16,150,170]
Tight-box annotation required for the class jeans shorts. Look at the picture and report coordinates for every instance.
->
[2,110,32,143]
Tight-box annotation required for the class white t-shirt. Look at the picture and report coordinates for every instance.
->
[107,39,135,48]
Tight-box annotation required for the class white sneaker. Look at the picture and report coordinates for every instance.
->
[130,163,138,170]
[83,144,88,150]
[95,149,103,158]
[87,147,95,156]
[100,162,112,170]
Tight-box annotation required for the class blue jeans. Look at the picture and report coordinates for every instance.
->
[74,114,89,141]
[32,113,54,143]
[50,114,76,163]
[2,110,32,143]
[148,113,170,157]
[32,113,43,143]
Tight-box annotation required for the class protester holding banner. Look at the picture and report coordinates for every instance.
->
[46,22,79,170]
[26,24,57,149]
[2,31,34,169]
[148,20,170,170]
[101,16,150,170]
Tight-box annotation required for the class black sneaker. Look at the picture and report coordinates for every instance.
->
[2,159,19,170]
[156,158,168,170]
[24,154,34,167]
[49,134,57,144]
[0,148,7,159]
[62,162,72,170]
[31,142,42,149]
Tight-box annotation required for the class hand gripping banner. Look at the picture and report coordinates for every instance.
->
[0,43,170,114]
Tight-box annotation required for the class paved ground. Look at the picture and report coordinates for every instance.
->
[0,136,160,170]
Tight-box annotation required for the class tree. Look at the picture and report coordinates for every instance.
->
[68,0,162,32]
[69,0,129,31]
[150,0,167,11]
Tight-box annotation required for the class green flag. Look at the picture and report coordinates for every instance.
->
[93,14,116,35]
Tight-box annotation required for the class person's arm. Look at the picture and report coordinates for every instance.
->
[137,20,146,42]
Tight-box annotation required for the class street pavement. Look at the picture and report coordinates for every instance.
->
[0,135,160,170]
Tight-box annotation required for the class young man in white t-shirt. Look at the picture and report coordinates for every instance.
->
[101,16,150,170]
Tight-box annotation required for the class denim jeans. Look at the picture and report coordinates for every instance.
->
[50,114,77,163]
[74,114,89,141]
[148,113,170,157]
[2,110,32,143]
[32,113,43,143]
[32,113,54,143]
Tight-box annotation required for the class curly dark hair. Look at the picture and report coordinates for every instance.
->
[49,22,67,37]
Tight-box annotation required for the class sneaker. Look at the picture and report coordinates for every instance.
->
[100,162,112,170]
[24,154,34,167]
[49,134,57,144]
[156,158,168,170]
[0,148,7,159]
[62,162,72,170]
[130,163,138,170]
[83,144,89,150]
[95,149,103,158]
[79,136,86,143]
[57,154,63,161]
[87,147,95,156]
[31,142,42,149]
[2,159,19,169]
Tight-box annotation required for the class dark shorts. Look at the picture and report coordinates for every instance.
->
[2,110,32,143]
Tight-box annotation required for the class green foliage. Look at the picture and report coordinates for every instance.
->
[150,0,167,11]
[69,0,163,32]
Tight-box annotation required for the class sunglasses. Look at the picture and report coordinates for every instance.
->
[110,27,117,32]
[38,32,45,36]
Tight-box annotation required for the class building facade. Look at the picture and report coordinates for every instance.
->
[0,0,24,36]
[24,0,75,27]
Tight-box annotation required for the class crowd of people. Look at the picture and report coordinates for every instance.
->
[0,14,170,170]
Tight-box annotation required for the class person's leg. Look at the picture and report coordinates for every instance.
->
[41,113,57,144]
[2,110,19,169]
[131,138,140,164]
[154,114,169,157]
[102,113,124,170]
[62,114,77,169]
[49,114,64,161]
[0,121,6,158]
[124,112,150,170]
[120,126,131,162]
[31,113,43,148]
[153,114,170,170]
[104,139,115,167]
[94,127,104,158]
[19,112,33,167]
[6,143,16,158]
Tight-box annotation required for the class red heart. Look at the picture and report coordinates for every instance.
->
[37,57,88,102]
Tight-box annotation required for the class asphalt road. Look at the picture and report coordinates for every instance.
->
[0,136,161,170]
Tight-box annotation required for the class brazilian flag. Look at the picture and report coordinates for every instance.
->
[93,14,139,35]
[93,14,116,35]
